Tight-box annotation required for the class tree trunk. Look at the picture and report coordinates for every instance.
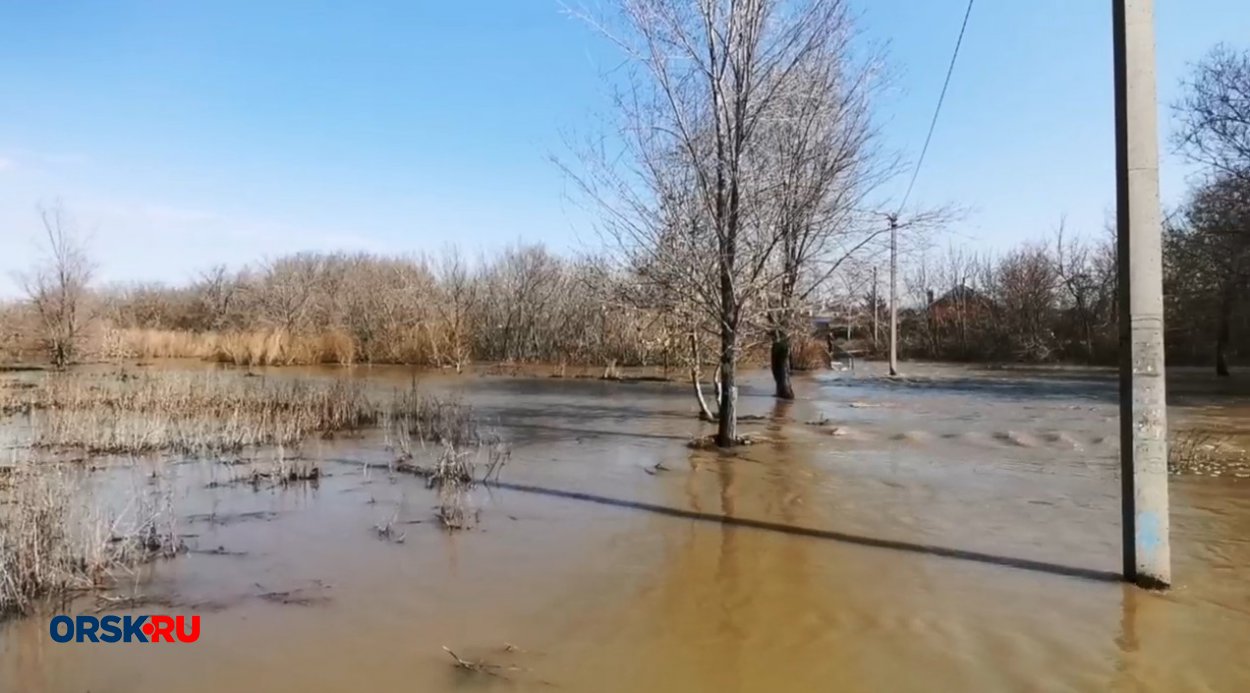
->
[720,312,735,442]
[1216,290,1232,377]
[713,362,723,406]
[689,333,715,421]
[770,329,794,400]
[715,331,738,447]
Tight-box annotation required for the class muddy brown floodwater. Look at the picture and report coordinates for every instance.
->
[2,362,1249,692]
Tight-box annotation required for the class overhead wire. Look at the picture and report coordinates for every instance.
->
[896,0,977,215]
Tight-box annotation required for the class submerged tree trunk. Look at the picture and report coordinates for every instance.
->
[716,334,737,447]
[1216,289,1232,377]
[770,329,794,400]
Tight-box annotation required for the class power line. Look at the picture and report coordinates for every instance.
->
[897,0,976,214]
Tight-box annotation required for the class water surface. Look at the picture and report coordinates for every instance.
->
[1,362,1247,692]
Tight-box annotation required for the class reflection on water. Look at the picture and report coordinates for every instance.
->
[1,362,1248,692]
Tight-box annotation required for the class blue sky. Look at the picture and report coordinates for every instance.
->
[2,1,1248,296]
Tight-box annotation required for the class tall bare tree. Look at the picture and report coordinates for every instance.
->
[1166,174,1250,376]
[1172,43,1250,375]
[20,202,95,367]
[570,0,865,445]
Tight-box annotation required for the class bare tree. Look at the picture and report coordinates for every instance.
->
[20,202,95,368]
[1174,44,1250,183]
[432,246,478,372]
[569,0,869,445]
[993,244,1058,361]
[1173,45,1250,375]
[757,7,891,398]
[194,264,239,331]
[1167,174,1250,376]
[255,253,324,335]
[1052,218,1099,360]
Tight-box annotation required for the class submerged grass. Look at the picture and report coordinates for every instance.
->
[384,383,480,449]
[3,371,378,455]
[2,372,488,458]
[1169,428,1250,477]
[0,368,504,616]
[0,458,181,617]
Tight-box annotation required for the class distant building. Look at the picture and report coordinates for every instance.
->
[927,285,996,322]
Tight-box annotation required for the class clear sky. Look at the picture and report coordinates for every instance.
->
[2,1,1248,296]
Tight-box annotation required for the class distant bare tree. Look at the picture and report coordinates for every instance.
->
[432,246,478,372]
[757,6,891,399]
[993,245,1058,361]
[1052,219,1099,360]
[20,202,95,367]
[194,265,239,330]
[1174,44,1250,183]
[256,253,324,334]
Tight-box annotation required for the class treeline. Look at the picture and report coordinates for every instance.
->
[893,234,1120,363]
[4,201,1246,373]
[887,40,1250,371]
[96,246,688,369]
[888,206,1249,368]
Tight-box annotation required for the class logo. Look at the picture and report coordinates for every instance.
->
[49,615,201,643]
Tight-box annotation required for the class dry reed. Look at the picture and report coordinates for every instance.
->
[0,459,181,616]
[5,372,377,455]
[384,383,480,449]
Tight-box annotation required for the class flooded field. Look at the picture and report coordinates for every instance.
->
[1,362,1248,692]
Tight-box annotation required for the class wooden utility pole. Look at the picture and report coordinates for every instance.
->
[888,216,899,376]
[1113,0,1170,588]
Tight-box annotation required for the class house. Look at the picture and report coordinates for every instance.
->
[927,285,996,323]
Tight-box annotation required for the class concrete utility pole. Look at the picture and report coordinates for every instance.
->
[1113,0,1170,588]
[872,265,879,350]
[888,216,899,377]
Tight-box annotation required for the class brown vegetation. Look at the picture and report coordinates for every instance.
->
[0,369,500,613]
[8,372,376,455]
[0,459,181,616]
[18,203,95,368]
[92,248,681,370]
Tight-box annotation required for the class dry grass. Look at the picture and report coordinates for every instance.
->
[421,443,509,530]
[429,445,478,529]
[384,383,480,449]
[790,335,828,371]
[0,369,505,613]
[381,387,508,530]
[111,328,218,360]
[5,371,378,455]
[2,371,490,462]
[0,459,181,616]
[383,380,505,529]
[113,328,383,367]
